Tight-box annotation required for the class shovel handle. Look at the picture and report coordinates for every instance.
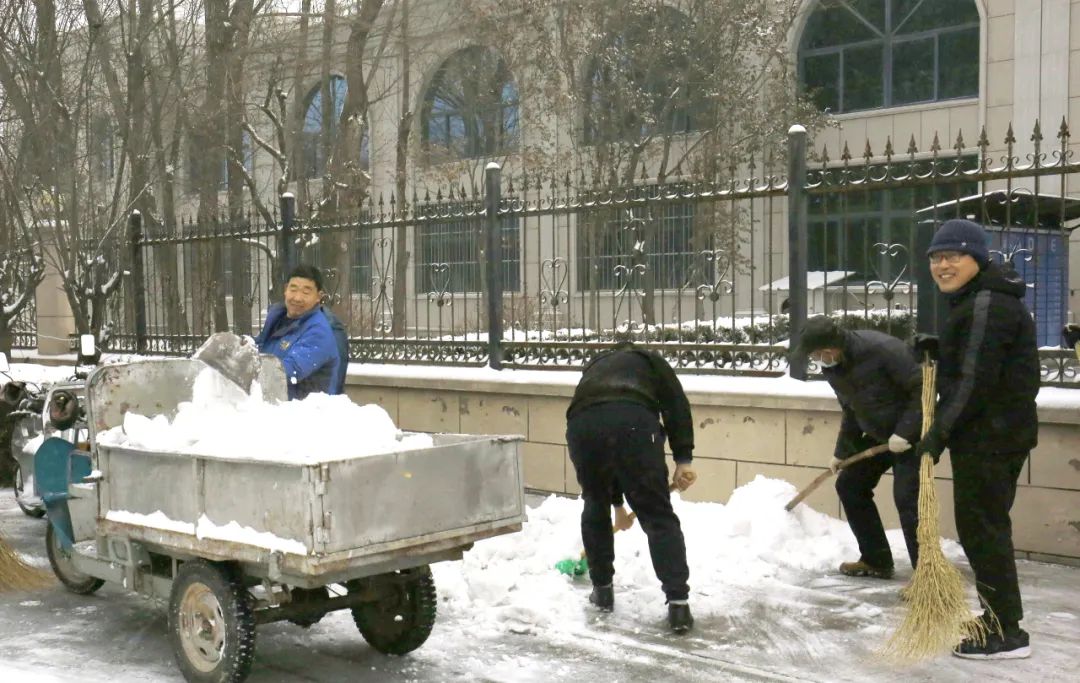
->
[784,443,891,512]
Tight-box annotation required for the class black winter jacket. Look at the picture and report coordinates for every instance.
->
[567,346,694,463]
[823,330,923,459]
[934,264,1040,454]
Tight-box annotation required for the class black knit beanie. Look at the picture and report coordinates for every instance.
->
[926,218,990,268]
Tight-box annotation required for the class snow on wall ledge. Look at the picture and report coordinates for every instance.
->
[344,362,1080,421]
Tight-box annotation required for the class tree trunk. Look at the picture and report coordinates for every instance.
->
[391,0,412,336]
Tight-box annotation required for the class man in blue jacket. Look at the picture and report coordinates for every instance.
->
[255,264,342,400]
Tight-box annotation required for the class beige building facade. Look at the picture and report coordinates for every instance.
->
[228,0,1080,331]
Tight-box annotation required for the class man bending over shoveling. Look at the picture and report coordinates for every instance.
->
[255,264,344,400]
[566,336,697,633]
[797,315,922,581]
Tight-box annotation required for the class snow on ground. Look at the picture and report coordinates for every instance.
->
[431,476,947,640]
[0,359,81,387]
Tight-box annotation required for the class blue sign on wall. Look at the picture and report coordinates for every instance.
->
[987,227,1068,347]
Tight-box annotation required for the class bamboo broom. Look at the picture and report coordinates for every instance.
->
[0,533,51,593]
[882,355,989,661]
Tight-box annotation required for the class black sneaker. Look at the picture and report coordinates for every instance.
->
[589,584,614,611]
[954,628,1031,660]
[668,602,693,634]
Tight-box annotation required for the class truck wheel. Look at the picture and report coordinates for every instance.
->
[13,463,46,518]
[169,560,256,683]
[45,522,104,594]
[349,566,437,655]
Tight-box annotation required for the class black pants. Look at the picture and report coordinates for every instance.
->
[566,401,689,601]
[835,433,920,570]
[951,449,1027,627]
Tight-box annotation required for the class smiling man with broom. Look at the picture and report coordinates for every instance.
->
[920,218,1039,660]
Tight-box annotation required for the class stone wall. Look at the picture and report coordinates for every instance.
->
[345,365,1080,566]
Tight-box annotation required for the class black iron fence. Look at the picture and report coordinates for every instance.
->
[0,247,38,350]
[10,297,36,349]
[95,119,1078,387]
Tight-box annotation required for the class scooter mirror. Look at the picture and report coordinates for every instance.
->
[79,334,96,357]
[0,352,9,372]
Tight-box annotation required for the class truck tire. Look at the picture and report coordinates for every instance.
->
[349,566,437,656]
[14,463,46,518]
[45,522,103,594]
[169,560,256,683]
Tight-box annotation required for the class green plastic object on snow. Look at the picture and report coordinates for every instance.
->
[554,554,588,577]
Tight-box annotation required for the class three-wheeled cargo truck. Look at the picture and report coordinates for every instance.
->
[36,357,525,683]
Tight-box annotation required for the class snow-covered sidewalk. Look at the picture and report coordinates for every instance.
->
[2,487,1078,682]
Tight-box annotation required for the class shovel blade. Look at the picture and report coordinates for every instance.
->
[193,332,261,393]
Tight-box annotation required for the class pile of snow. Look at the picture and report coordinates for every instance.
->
[97,368,433,463]
[434,476,958,635]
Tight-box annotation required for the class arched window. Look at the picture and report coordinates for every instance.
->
[583,6,701,144]
[799,0,980,114]
[421,47,519,160]
[301,75,370,178]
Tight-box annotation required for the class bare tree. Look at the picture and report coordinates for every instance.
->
[0,0,129,344]
[459,0,826,327]
[0,160,45,356]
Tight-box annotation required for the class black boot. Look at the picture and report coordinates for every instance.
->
[668,601,693,633]
[589,584,614,611]
[954,628,1030,660]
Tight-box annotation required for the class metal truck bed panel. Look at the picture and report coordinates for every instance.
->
[96,433,524,564]
[95,516,521,587]
[320,433,523,553]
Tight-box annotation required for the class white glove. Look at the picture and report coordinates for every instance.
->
[888,434,912,453]
[829,456,842,474]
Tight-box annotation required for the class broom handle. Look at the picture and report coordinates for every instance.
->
[784,443,891,512]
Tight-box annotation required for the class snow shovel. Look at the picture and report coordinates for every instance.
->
[192,332,261,393]
[556,483,679,577]
[784,443,890,512]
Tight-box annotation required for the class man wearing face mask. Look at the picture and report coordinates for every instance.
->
[796,316,922,580]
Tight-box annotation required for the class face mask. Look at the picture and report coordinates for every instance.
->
[815,350,839,368]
